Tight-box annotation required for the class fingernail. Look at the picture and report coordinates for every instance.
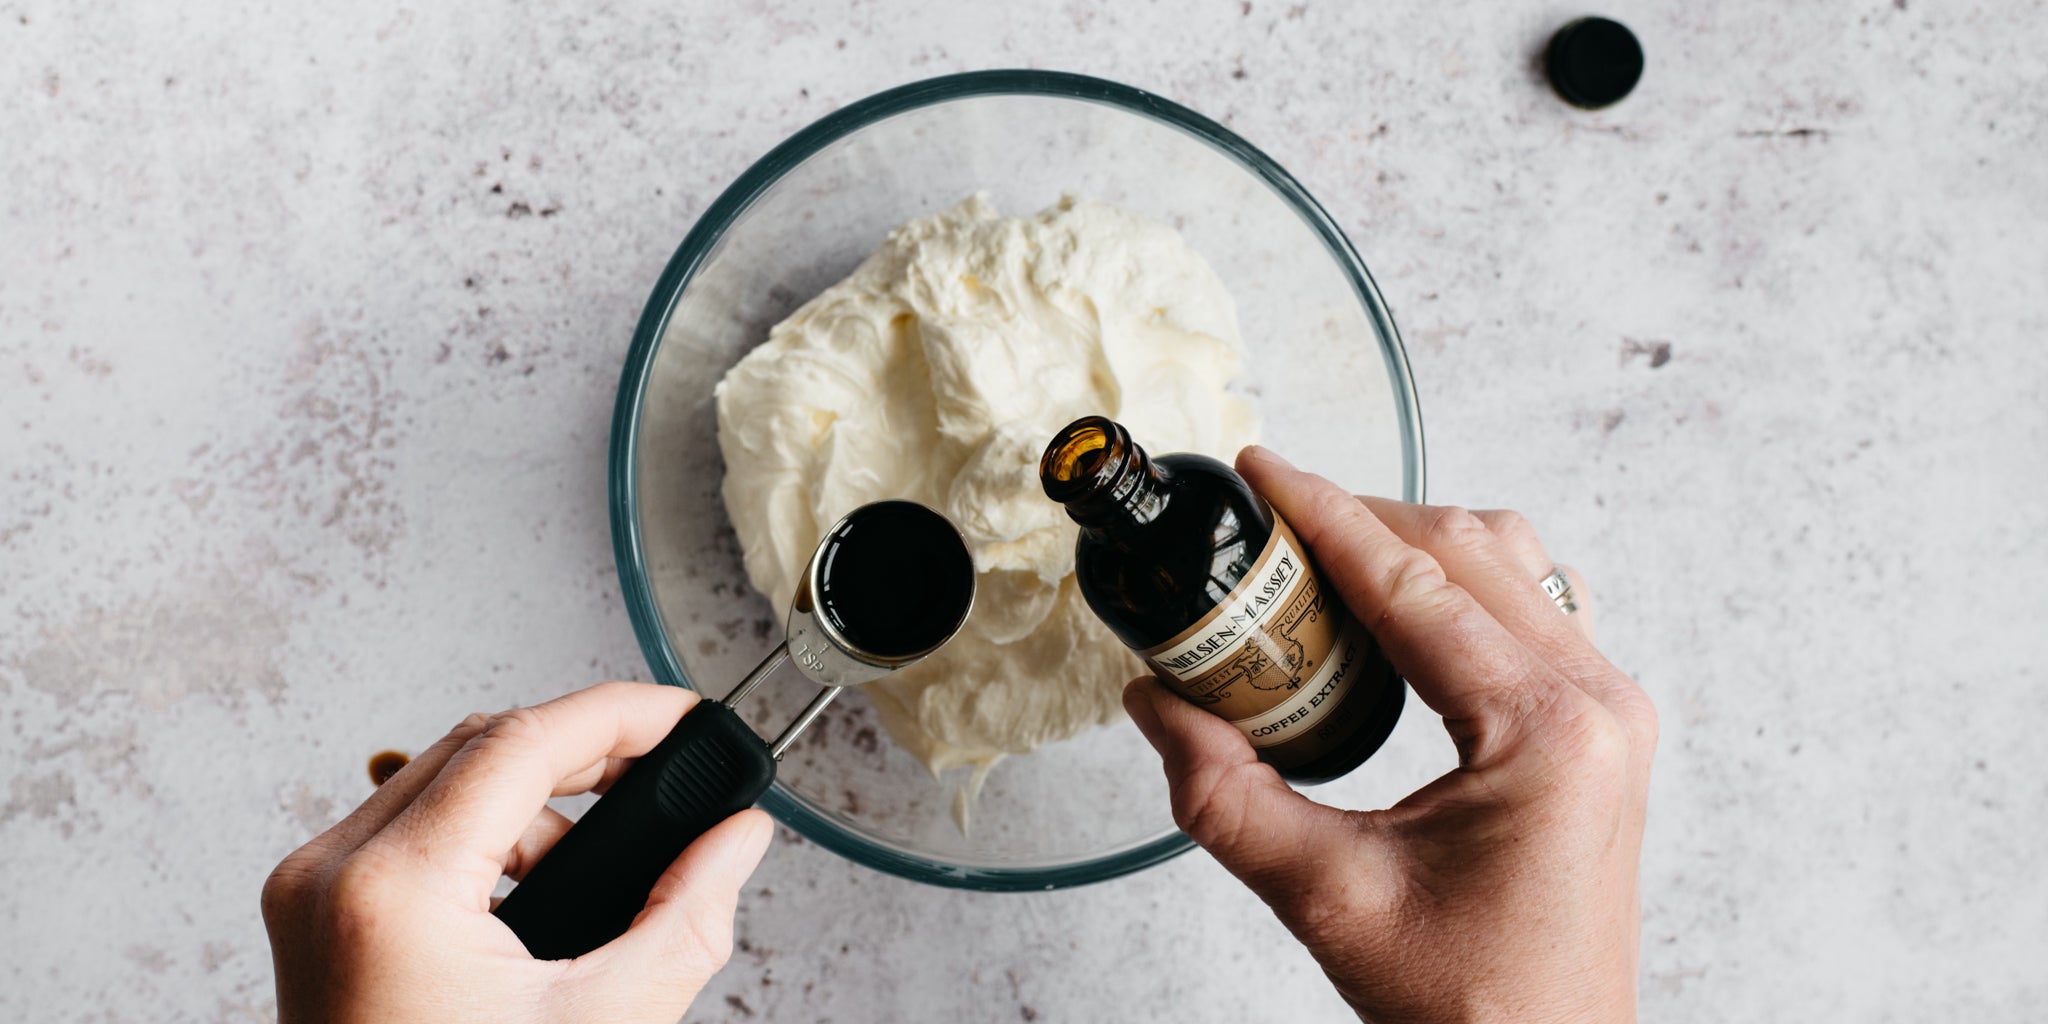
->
[729,812,773,873]
[1240,445,1296,471]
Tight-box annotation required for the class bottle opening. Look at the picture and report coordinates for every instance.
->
[1040,415,1119,503]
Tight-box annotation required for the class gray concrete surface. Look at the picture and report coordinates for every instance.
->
[4,0,2045,1020]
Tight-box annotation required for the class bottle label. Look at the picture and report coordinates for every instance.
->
[1141,517,1369,752]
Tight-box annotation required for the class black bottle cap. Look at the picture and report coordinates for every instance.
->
[1545,17,1644,110]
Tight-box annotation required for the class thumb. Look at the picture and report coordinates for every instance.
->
[575,809,773,1020]
[1124,677,1379,906]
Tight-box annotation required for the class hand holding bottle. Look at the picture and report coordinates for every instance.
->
[1124,446,1657,1024]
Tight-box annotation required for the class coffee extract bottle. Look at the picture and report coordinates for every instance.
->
[1040,416,1405,783]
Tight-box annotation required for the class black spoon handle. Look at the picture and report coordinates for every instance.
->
[491,700,776,960]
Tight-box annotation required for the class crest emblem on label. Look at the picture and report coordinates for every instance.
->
[1141,518,1363,748]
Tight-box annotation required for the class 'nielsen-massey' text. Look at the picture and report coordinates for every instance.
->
[1155,548,1299,673]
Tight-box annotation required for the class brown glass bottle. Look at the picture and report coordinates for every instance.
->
[1041,416,1405,784]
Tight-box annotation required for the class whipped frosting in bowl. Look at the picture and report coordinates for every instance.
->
[715,195,1259,819]
[614,72,1421,889]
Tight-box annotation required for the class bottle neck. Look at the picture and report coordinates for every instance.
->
[1040,417,1171,532]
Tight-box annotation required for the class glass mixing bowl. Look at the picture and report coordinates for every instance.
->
[610,70,1424,890]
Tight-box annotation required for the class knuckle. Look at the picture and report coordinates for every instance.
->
[429,712,491,750]
[1483,509,1540,547]
[1564,708,1635,780]
[1375,550,1453,621]
[1616,684,1660,752]
[482,705,548,745]
[1294,484,1367,548]
[1418,505,1489,549]
[1569,661,1657,753]
[259,854,316,924]
[1171,764,1255,851]
[666,906,735,971]
[325,849,403,927]
[1307,482,1362,522]
[699,928,735,972]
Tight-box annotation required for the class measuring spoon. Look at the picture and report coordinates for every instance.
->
[494,500,975,959]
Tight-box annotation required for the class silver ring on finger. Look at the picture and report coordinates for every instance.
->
[1540,567,1580,615]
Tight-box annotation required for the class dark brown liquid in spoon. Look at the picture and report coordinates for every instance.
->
[814,501,975,659]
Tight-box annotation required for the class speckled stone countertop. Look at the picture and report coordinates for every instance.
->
[4,1,2044,1021]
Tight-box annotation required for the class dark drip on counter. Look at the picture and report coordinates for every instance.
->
[367,749,411,786]
[814,500,975,660]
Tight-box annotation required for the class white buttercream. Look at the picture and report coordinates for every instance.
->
[714,194,1259,790]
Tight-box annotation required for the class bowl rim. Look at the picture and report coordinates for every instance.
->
[608,69,1427,892]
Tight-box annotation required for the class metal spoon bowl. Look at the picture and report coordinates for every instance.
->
[726,499,977,756]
